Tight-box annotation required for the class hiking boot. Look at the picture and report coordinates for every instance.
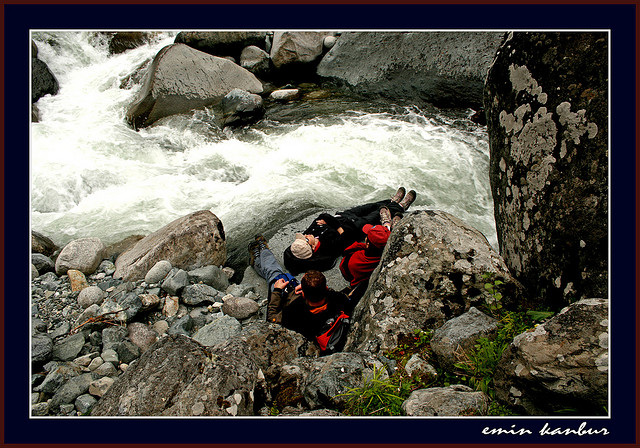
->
[379,206,392,228]
[398,190,416,211]
[391,186,406,203]
[391,213,403,228]
[248,240,261,267]
[255,234,269,250]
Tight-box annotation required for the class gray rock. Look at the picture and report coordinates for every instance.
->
[404,354,438,382]
[32,56,59,103]
[175,31,267,58]
[494,298,608,415]
[31,264,39,279]
[74,352,99,367]
[144,260,172,284]
[32,253,55,274]
[52,333,85,361]
[34,362,83,394]
[31,402,50,416]
[161,269,188,296]
[48,322,71,340]
[102,326,128,351]
[485,32,608,309]
[187,265,229,291]
[221,296,259,320]
[402,384,489,416]
[269,89,300,102]
[126,43,263,128]
[91,334,259,416]
[97,260,116,276]
[430,307,499,371]
[181,283,223,306]
[94,362,119,378]
[75,394,98,414]
[101,349,119,364]
[303,352,375,409]
[32,230,58,257]
[77,285,106,309]
[221,88,264,127]
[167,314,194,337]
[88,356,104,371]
[270,31,328,69]
[240,45,270,75]
[317,31,504,109]
[116,340,141,364]
[38,272,61,291]
[55,237,106,275]
[32,333,53,364]
[49,372,95,413]
[345,210,521,354]
[89,377,115,397]
[127,322,158,352]
[114,210,226,282]
[192,314,241,347]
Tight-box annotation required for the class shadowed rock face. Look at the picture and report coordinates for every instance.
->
[485,32,608,310]
[317,31,505,109]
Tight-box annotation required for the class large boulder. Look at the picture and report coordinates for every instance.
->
[402,384,489,416]
[430,307,499,371]
[484,32,608,310]
[317,31,504,109]
[91,334,260,416]
[55,237,106,276]
[32,42,59,103]
[174,31,268,59]
[114,210,226,282]
[106,31,156,54]
[270,31,331,70]
[345,210,522,354]
[32,231,58,256]
[494,298,608,416]
[126,43,263,128]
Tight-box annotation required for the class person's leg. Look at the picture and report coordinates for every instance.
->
[254,248,287,290]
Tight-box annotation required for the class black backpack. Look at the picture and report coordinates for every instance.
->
[315,311,351,355]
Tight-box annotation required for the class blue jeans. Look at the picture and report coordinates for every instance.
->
[254,248,287,291]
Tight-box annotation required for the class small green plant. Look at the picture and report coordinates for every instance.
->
[337,366,410,416]
[482,272,504,318]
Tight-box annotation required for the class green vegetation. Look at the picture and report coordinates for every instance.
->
[336,273,555,417]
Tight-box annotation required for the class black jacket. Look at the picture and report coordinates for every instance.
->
[269,287,349,341]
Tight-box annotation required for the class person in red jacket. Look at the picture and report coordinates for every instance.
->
[339,204,403,303]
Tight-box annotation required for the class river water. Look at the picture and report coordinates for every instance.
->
[30,31,497,269]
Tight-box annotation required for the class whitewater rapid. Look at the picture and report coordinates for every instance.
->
[30,31,497,269]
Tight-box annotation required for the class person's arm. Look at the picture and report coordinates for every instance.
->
[267,279,289,324]
[317,213,344,234]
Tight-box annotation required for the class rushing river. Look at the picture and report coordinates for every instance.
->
[31,31,497,270]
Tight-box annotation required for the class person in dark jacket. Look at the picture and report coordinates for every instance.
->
[283,187,416,275]
[249,236,351,346]
[271,270,350,341]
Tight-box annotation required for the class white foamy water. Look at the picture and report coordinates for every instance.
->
[31,31,497,267]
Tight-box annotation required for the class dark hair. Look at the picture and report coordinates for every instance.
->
[301,270,327,303]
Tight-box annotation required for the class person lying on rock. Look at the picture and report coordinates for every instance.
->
[339,210,397,304]
[283,187,416,276]
[249,236,351,354]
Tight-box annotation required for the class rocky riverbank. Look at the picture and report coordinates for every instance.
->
[31,30,609,418]
[31,209,608,417]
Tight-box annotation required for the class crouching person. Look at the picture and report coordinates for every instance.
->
[249,235,351,355]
